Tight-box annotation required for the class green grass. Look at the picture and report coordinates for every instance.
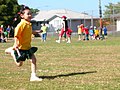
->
[0,36,120,90]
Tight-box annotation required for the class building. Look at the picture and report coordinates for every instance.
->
[31,9,99,32]
[114,14,120,31]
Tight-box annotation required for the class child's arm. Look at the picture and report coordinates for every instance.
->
[13,37,19,50]
[32,30,43,34]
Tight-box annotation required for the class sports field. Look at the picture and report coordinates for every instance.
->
[0,36,120,90]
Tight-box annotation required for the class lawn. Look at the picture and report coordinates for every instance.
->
[0,36,120,90]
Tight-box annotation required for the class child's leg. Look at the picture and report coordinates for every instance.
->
[56,36,61,43]
[67,37,71,43]
[78,34,81,40]
[5,47,23,67]
[66,31,71,43]
[83,34,85,40]
[30,54,42,81]
[56,28,64,43]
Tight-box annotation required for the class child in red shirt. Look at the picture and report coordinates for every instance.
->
[84,27,89,40]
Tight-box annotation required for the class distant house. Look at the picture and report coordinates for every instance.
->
[31,9,99,32]
[114,14,120,31]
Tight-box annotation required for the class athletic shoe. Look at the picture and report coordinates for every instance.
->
[5,47,13,54]
[56,40,60,43]
[30,76,42,81]
[67,41,71,43]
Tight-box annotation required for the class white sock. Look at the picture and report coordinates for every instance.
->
[31,73,36,77]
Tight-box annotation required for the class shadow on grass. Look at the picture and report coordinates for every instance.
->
[39,71,97,80]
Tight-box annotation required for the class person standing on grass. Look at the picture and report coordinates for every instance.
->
[5,5,42,81]
[56,16,72,43]
[84,26,89,40]
[103,26,107,39]
[3,25,11,42]
[89,26,94,40]
[6,25,11,38]
[77,24,82,41]
[94,26,100,40]
[40,23,48,42]
[80,24,85,41]
[0,25,5,42]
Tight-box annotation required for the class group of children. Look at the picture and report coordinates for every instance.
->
[77,24,108,41]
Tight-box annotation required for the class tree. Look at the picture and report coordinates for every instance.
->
[103,2,120,24]
[31,8,39,14]
[0,0,39,27]
[0,0,20,26]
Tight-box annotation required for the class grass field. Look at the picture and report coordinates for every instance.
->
[0,36,120,90]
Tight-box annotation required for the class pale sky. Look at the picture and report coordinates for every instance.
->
[18,0,120,17]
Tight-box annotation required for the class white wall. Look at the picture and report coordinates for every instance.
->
[117,19,120,31]
[49,17,63,31]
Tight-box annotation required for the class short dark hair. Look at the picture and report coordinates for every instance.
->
[13,5,30,22]
[19,5,30,14]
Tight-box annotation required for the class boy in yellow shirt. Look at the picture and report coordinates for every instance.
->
[5,5,42,81]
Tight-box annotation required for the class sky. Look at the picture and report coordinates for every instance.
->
[18,0,120,17]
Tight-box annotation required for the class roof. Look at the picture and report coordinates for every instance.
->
[31,9,98,21]
[111,13,120,19]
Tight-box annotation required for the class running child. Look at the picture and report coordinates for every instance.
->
[5,5,42,81]
[56,16,72,43]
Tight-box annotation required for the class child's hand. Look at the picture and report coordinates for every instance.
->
[13,45,19,50]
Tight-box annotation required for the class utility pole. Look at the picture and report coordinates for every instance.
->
[99,0,103,38]
[91,10,93,26]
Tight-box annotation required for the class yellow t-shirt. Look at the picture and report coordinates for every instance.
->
[14,19,32,50]
[94,29,99,36]
[41,25,48,34]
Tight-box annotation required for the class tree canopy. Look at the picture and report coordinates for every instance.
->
[0,0,39,27]
[0,0,20,26]
[103,2,120,18]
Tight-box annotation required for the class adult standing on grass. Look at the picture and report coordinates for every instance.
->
[5,5,42,81]
[40,23,48,42]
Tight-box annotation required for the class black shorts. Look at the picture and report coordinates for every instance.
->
[14,47,38,62]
